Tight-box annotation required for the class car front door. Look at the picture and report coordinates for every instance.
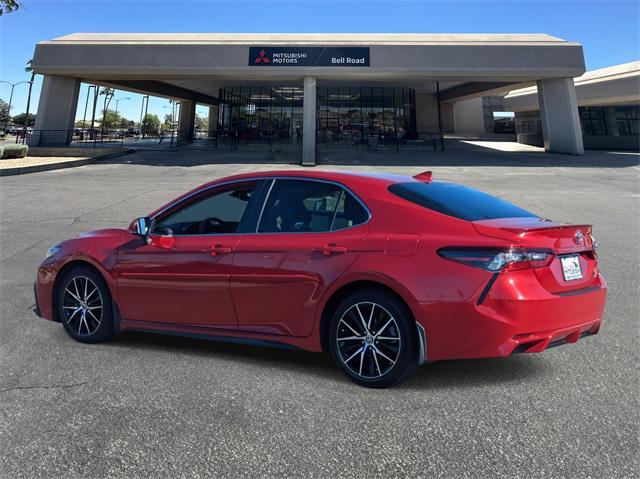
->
[231,178,370,337]
[116,180,263,329]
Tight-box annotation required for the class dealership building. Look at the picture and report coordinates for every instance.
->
[31,33,590,164]
[505,61,639,151]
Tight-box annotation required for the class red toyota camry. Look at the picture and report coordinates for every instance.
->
[34,170,606,388]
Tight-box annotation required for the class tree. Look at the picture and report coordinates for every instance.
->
[99,87,115,132]
[0,0,21,15]
[101,109,125,129]
[141,114,160,135]
[195,114,208,131]
[119,117,131,129]
[0,99,9,125]
[23,59,36,134]
[11,112,35,127]
[163,113,173,131]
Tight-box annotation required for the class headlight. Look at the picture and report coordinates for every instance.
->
[45,245,62,259]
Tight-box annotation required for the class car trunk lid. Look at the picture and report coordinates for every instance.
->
[472,217,598,293]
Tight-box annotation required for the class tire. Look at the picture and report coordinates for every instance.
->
[57,265,114,344]
[329,288,419,388]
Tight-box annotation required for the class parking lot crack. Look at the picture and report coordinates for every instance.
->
[0,380,90,394]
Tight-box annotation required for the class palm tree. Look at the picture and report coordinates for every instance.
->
[22,59,35,141]
[99,87,115,133]
[0,0,21,15]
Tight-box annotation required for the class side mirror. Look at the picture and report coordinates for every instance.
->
[132,217,152,239]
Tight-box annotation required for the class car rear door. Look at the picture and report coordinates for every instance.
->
[230,178,370,337]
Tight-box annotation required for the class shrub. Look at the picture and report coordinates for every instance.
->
[0,146,3,158]
[1,144,29,159]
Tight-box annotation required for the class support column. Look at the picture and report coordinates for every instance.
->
[208,106,218,138]
[29,75,81,146]
[178,100,196,143]
[443,102,455,133]
[302,76,317,166]
[537,78,584,155]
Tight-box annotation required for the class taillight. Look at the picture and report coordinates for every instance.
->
[438,247,554,272]
[590,234,599,252]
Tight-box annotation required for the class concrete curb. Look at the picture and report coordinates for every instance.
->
[0,149,135,176]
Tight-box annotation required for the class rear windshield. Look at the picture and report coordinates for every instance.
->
[388,181,537,221]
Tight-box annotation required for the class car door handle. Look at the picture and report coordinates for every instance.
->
[314,244,348,256]
[210,244,233,256]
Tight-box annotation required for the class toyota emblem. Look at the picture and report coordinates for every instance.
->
[574,230,584,245]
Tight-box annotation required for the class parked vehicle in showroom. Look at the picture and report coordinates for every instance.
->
[35,170,606,387]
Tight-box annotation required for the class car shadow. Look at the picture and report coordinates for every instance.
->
[109,331,549,388]
[108,331,340,380]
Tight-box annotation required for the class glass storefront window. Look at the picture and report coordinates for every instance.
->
[218,85,417,147]
[218,86,303,144]
[316,86,417,146]
[615,105,639,136]
[579,107,607,136]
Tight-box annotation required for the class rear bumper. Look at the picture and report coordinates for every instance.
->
[414,272,607,361]
[501,318,600,355]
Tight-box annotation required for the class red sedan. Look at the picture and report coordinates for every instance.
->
[34,170,606,388]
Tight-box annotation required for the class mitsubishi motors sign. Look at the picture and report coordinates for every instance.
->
[249,46,370,67]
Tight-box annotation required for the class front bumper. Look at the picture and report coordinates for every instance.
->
[414,272,607,361]
[35,264,58,322]
[33,282,42,318]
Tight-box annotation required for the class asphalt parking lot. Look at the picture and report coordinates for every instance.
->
[1,145,638,478]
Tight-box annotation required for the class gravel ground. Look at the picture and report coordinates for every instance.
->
[0,145,638,478]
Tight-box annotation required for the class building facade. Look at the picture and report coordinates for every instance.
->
[31,33,588,163]
[504,61,640,151]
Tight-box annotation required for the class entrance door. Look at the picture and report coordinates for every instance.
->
[116,180,262,328]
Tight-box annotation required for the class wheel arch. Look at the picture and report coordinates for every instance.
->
[51,258,114,324]
[318,277,417,352]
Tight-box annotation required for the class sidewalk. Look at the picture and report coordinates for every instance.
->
[0,148,132,176]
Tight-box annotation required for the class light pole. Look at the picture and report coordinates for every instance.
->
[0,80,32,133]
[113,97,130,130]
[89,86,99,141]
[139,95,149,138]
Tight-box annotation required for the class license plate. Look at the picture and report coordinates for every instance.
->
[561,255,583,281]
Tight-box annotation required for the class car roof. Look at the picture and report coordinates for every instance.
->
[199,169,415,190]
[148,170,429,218]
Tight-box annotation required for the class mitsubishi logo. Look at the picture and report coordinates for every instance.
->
[254,49,270,64]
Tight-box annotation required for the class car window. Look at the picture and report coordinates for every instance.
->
[388,181,537,221]
[258,179,366,233]
[154,182,258,235]
[330,191,369,230]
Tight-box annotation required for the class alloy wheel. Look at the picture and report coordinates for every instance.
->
[62,276,103,336]
[336,302,401,379]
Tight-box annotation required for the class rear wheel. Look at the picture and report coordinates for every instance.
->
[329,289,419,388]
[57,266,114,343]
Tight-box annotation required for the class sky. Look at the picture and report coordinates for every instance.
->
[1,0,638,123]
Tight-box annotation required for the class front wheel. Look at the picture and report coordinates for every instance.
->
[57,266,114,343]
[329,289,419,388]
